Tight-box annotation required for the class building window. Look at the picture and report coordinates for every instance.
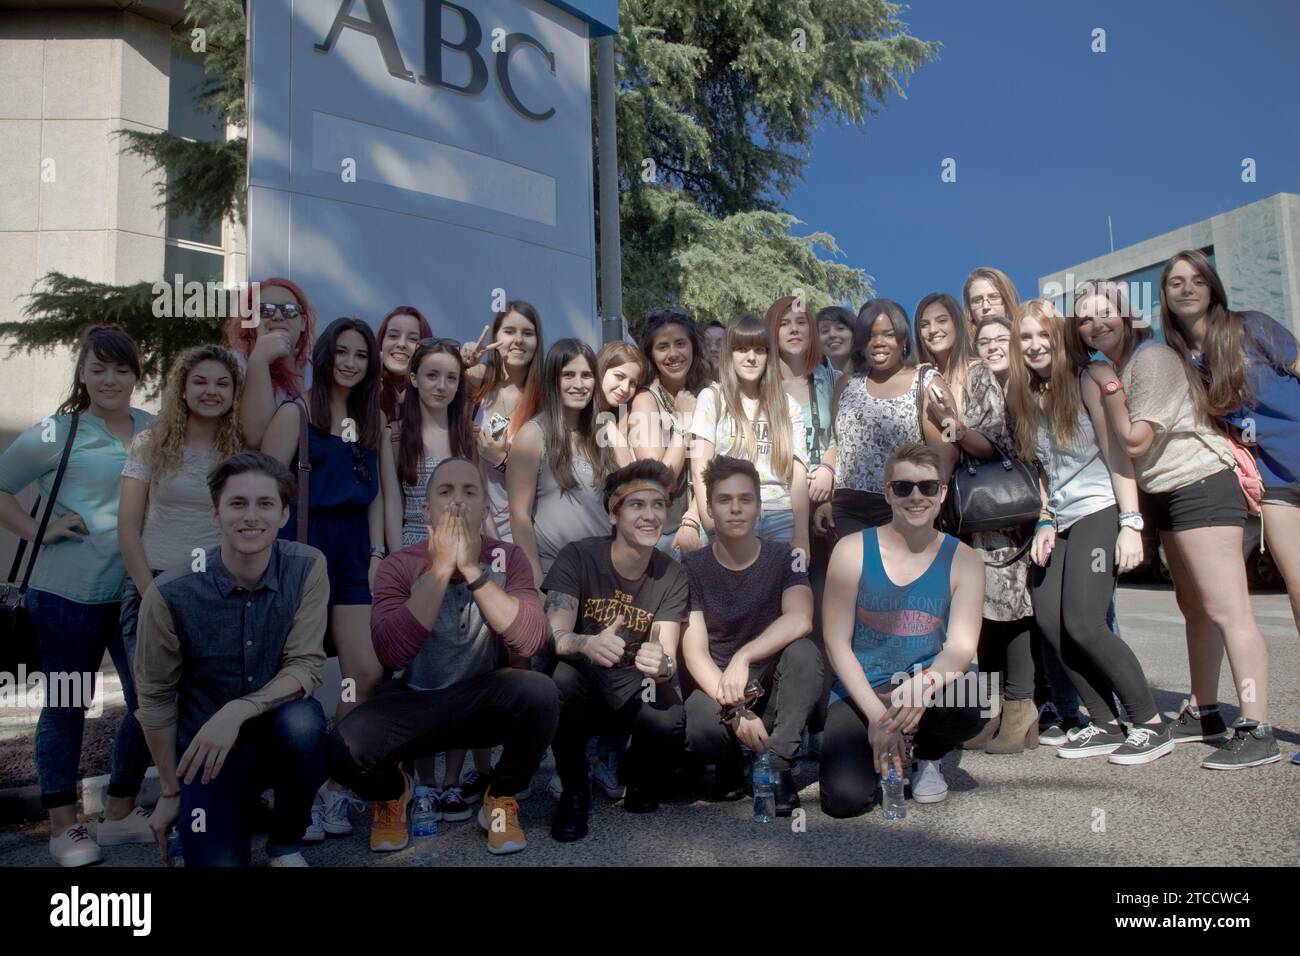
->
[1112,246,1214,341]
[164,38,225,280]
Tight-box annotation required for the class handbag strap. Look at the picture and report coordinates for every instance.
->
[17,412,80,592]
[295,400,311,543]
[6,497,41,585]
[983,534,1033,568]
[913,364,930,440]
[806,371,824,465]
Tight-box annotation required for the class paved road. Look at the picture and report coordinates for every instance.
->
[1,585,1296,868]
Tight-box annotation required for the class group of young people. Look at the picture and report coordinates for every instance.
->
[1,249,1294,867]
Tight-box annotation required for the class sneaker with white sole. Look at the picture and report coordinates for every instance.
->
[268,851,309,867]
[320,788,355,835]
[460,768,489,804]
[96,806,154,846]
[1170,699,1229,744]
[910,759,948,804]
[1108,723,1175,765]
[547,771,564,800]
[50,824,102,867]
[1056,723,1126,758]
[303,803,326,843]
[439,786,472,822]
[1201,720,1281,770]
[591,755,625,800]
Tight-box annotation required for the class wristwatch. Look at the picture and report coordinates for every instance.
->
[1101,380,1124,396]
[1118,512,1144,531]
[369,547,387,561]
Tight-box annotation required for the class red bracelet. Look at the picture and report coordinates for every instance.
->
[817,462,835,477]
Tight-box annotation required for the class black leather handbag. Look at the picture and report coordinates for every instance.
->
[941,443,1041,537]
[1,412,80,675]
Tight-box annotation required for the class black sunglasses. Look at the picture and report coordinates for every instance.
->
[348,442,372,485]
[417,337,461,349]
[887,479,942,498]
[259,302,303,319]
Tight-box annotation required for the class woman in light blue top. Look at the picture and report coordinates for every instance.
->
[0,325,154,866]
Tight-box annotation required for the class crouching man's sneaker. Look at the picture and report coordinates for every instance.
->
[478,788,526,854]
[1108,722,1175,765]
[96,806,154,846]
[268,851,309,867]
[910,759,948,804]
[50,824,102,867]
[1201,719,1281,770]
[370,771,413,852]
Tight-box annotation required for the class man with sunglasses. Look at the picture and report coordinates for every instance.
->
[818,442,988,817]
[680,457,821,813]
[326,457,557,855]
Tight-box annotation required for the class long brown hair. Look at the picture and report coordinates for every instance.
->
[308,317,383,450]
[377,306,434,422]
[537,339,614,491]
[470,300,543,440]
[397,339,474,487]
[716,315,795,482]
[1066,278,1152,371]
[765,294,823,376]
[595,341,646,414]
[1159,250,1249,418]
[962,267,1022,329]
[58,325,141,415]
[141,346,244,483]
[914,292,977,410]
[1008,300,1082,460]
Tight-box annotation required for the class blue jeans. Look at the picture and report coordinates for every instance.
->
[180,698,327,867]
[27,588,152,810]
[755,508,795,544]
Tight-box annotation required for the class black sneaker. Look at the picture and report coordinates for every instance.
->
[550,785,591,842]
[1039,724,1068,747]
[459,768,490,803]
[439,785,473,822]
[1170,699,1228,743]
[1201,720,1281,770]
[1108,723,1175,766]
[1055,723,1126,759]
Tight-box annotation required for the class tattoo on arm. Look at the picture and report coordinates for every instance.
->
[544,591,579,613]
[544,591,587,656]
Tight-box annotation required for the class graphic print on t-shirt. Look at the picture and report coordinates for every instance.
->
[583,588,655,637]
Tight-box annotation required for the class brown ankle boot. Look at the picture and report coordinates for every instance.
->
[985,697,1040,754]
[963,693,1002,750]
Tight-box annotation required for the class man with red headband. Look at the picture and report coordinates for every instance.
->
[545,460,690,842]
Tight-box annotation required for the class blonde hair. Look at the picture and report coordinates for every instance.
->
[716,314,795,482]
[1008,300,1082,461]
[142,345,244,484]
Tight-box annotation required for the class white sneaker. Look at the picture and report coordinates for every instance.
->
[546,771,564,800]
[268,851,309,867]
[50,824,102,867]
[591,756,625,799]
[303,803,326,843]
[320,787,354,835]
[96,806,154,846]
[910,759,949,804]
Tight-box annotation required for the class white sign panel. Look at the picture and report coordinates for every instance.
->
[248,0,598,344]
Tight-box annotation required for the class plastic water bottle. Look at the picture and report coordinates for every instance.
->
[166,826,184,867]
[751,751,776,823]
[411,786,439,865]
[881,765,906,820]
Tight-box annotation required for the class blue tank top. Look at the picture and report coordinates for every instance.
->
[831,527,958,698]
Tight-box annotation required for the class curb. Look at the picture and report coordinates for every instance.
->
[0,767,160,825]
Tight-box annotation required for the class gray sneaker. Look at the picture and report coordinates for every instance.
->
[1056,723,1126,758]
[1170,699,1228,743]
[1108,723,1175,766]
[1201,720,1281,770]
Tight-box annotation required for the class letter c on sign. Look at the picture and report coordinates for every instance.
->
[497,33,556,121]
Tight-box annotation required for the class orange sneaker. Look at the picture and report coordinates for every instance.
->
[476,787,526,855]
[369,771,413,852]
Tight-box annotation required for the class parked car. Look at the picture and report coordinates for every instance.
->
[1141,514,1280,591]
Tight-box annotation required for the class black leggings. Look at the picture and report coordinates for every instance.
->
[1031,506,1157,726]
[976,616,1035,701]
[831,489,892,538]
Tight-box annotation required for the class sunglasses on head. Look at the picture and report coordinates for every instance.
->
[417,337,460,349]
[887,479,942,498]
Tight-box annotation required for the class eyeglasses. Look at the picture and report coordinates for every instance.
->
[887,479,942,498]
[969,293,1003,309]
[348,442,372,485]
[975,335,1011,349]
[259,303,303,320]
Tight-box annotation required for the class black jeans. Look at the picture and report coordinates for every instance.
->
[180,698,326,867]
[1032,506,1157,725]
[552,659,684,796]
[976,616,1035,701]
[327,668,559,801]
[684,639,824,772]
[831,489,892,538]
[807,519,834,732]
[818,695,986,818]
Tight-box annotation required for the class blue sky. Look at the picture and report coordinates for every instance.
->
[784,0,1300,313]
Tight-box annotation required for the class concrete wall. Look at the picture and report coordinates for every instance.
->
[1039,192,1300,339]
